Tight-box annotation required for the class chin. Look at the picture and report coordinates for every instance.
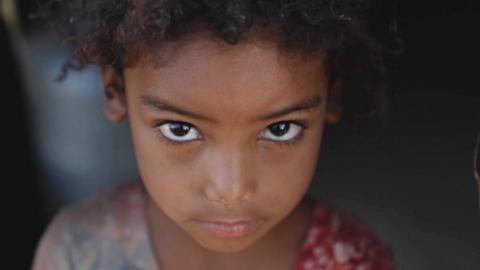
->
[195,235,260,253]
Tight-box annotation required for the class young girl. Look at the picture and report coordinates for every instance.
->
[33,1,393,269]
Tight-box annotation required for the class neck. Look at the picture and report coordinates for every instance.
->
[145,197,314,270]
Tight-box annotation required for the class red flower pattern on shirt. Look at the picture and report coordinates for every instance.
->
[294,202,393,270]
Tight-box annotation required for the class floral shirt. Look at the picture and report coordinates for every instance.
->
[32,182,393,270]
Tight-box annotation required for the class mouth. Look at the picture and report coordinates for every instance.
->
[192,218,263,239]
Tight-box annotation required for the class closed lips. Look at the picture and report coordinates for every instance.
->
[193,219,263,238]
[204,220,253,231]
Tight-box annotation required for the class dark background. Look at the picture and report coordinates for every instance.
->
[3,0,479,269]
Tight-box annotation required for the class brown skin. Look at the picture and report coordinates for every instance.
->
[101,33,342,270]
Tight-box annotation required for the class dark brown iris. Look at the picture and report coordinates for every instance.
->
[170,123,191,137]
[269,123,290,137]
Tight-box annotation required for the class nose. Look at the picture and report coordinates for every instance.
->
[203,146,257,206]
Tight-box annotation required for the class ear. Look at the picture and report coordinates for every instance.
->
[101,65,127,123]
[325,79,343,124]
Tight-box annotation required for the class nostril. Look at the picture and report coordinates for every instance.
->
[204,182,252,210]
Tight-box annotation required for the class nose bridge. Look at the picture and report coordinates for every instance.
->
[203,144,256,203]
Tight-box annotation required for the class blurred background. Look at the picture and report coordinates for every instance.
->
[2,0,479,269]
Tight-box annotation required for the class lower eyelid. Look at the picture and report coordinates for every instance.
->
[278,129,305,144]
[261,129,306,147]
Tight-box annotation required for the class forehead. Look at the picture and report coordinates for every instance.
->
[124,34,327,121]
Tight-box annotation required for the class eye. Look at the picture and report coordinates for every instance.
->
[156,121,201,142]
[260,121,305,142]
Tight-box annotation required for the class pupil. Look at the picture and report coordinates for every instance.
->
[270,123,289,136]
[170,123,190,136]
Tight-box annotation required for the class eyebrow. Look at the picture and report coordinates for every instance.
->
[140,95,322,122]
[255,96,322,121]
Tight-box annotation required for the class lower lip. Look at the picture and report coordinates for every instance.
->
[194,220,261,239]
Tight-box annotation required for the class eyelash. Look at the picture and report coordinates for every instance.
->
[153,120,309,147]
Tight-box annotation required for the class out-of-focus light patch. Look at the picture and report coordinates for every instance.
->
[1,0,21,43]
[0,0,17,26]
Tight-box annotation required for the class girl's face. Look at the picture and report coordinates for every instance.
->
[103,35,339,253]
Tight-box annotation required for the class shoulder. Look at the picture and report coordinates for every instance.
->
[297,200,394,270]
[32,182,153,270]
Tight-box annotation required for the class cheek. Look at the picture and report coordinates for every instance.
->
[127,114,198,215]
[256,126,323,209]
[261,147,319,195]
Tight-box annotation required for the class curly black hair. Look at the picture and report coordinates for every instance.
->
[40,0,392,124]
